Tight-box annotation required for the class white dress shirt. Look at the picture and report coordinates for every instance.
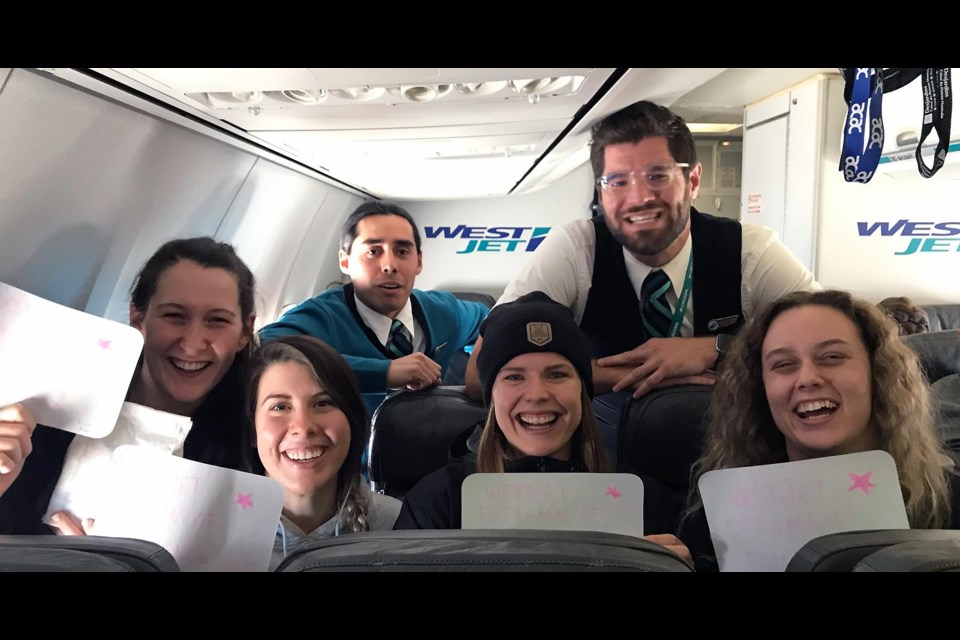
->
[498,217,821,335]
[354,295,427,353]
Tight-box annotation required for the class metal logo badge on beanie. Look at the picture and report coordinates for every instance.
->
[526,322,552,346]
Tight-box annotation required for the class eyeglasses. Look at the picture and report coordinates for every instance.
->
[596,163,691,192]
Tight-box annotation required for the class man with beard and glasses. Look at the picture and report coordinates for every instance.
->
[261,201,488,416]
[465,101,819,455]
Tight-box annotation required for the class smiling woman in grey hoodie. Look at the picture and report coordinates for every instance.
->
[243,335,400,570]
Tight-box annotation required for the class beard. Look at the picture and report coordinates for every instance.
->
[602,185,692,258]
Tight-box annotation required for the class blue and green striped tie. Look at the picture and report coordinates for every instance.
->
[387,319,414,357]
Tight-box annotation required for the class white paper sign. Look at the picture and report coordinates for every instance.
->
[94,446,285,572]
[461,473,645,537]
[0,281,143,437]
[699,450,909,572]
[44,402,193,524]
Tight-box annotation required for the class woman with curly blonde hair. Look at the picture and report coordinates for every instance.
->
[680,289,958,571]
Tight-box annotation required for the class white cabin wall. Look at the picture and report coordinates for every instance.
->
[0,68,360,326]
[819,169,960,304]
[740,72,960,305]
[402,162,595,299]
[216,162,361,329]
[816,75,960,304]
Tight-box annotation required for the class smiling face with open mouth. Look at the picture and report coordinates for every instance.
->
[255,361,350,500]
[761,304,875,461]
[130,260,252,416]
[599,136,701,267]
[492,352,583,461]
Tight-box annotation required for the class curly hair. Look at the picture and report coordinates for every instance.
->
[243,336,370,533]
[476,386,611,473]
[877,296,930,336]
[687,289,951,529]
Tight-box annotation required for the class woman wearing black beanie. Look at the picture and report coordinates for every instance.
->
[394,292,689,560]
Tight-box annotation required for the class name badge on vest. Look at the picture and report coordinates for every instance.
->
[707,315,740,332]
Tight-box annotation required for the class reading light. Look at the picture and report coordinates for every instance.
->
[454,81,507,96]
[329,86,386,101]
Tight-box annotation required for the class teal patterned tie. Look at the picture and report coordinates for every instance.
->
[387,319,413,357]
[641,269,673,339]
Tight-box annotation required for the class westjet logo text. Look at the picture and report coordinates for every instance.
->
[424,225,551,254]
[857,220,960,255]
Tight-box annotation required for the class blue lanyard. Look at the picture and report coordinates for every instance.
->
[666,251,694,338]
[840,68,885,183]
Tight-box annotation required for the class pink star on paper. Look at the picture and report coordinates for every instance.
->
[605,486,621,499]
[98,338,112,350]
[235,492,254,509]
[848,471,875,494]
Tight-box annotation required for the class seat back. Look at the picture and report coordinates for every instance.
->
[275,529,693,572]
[853,537,960,572]
[440,291,495,386]
[368,386,487,499]
[444,291,496,309]
[0,535,180,571]
[903,329,960,383]
[921,304,960,332]
[616,384,711,495]
[786,529,960,572]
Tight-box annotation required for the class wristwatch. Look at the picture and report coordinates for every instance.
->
[715,333,735,360]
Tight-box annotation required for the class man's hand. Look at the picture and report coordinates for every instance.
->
[597,337,717,398]
[0,403,36,497]
[386,353,443,391]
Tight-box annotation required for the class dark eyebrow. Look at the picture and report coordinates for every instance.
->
[155,302,237,318]
[360,238,415,247]
[260,393,290,407]
[499,362,574,374]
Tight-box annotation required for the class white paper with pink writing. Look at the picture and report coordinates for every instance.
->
[0,281,143,437]
[461,473,645,537]
[94,446,285,572]
[699,450,909,572]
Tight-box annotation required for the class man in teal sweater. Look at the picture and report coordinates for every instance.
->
[260,201,488,415]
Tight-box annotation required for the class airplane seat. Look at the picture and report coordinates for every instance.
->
[616,384,711,498]
[921,303,960,332]
[853,537,960,572]
[0,535,180,571]
[902,329,960,453]
[274,529,693,572]
[786,529,960,572]
[439,291,495,386]
[368,386,487,499]
[443,291,496,309]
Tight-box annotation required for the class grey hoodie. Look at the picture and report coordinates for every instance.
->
[270,485,401,570]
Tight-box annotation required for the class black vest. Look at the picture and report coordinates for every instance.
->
[580,208,745,358]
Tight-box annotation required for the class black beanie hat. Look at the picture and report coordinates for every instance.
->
[476,291,593,406]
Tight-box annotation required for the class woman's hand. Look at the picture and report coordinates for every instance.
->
[0,403,36,497]
[644,533,693,566]
[49,511,95,536]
